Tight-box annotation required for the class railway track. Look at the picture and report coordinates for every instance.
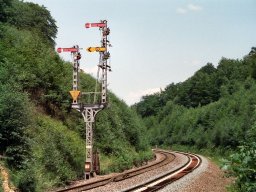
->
[54,150,175,192]
[54,150,201,192]
[122,151,201,192]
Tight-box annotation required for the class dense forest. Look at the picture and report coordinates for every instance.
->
[0,0,151,191]
[1,0,255,191]
[134,52,256,148]
[133,48,256,191]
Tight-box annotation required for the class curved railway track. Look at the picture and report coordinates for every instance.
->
[122,150,201,192]
[54,150,201,192]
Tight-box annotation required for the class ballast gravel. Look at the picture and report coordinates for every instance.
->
[85,152,188,192]
[79,153,233,192]
[163,156,234,192]
[158,155,208,192]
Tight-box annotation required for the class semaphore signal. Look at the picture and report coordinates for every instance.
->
[57,20,111,180]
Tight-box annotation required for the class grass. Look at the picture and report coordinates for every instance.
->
[99,154,116,174]
[99,149,154,175]
[164,144,233,166]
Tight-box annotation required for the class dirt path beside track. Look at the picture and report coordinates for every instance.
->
[0,163,15,192]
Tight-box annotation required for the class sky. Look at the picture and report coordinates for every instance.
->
[24,0,256,105]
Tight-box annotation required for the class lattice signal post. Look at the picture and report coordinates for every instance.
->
[57,20,111,180]
[83,20,111,179]
[57,46,81,105]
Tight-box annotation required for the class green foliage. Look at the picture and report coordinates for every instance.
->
[132,52,256,192]
[134,48,256,151]
[7,0,57,46]
[13,115,86,191]
[0,0,12,23]
[133,63,220,111]
[223,142,256,192]
[94,94,151,174]
[0,1,152,191]
[0,83,31,168]
[162,82,256,149]
[98,147,151,174]
[96,94,149,152]
[134,49,256,192]
[134,92,163,118]
[100,149,153,174]
[249,47,256,57]
[0,24,72,117]
[175,63,219,107]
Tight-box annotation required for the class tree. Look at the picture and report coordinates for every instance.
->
[175,69,219,107]
[134,93,161,117]
[0,0,12,23]
[0,84,31,168]
[249,47,256,57]
[7,0,57,46]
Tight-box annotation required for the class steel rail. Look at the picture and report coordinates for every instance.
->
[112,150,175,182]
[122,150,202,192]
[53,150,175,192]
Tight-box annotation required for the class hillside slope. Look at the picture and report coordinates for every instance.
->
[0,0,151,191]
[133,48,256,192]
[133,48,256,150]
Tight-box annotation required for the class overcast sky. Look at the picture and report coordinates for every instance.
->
[24,0,256,105]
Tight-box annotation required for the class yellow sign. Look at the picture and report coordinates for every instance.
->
[87,47,106,52]
[69,90,80,101]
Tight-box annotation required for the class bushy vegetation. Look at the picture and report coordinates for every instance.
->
[223,120,256,192]
[0,0,151,191]
[224,142,256,192]
[134,51,256,149]
[133,47,256,190]
[2,0,255,190]
[13,115,86,191]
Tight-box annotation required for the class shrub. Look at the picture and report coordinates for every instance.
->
[224,142,256,192]
[14,115,86,191]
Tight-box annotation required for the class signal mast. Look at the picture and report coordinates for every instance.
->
[57,46,81,105]
[57,20,111,179]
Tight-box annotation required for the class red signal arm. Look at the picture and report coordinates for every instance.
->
[85,23,106,28]
[57,47,78,53]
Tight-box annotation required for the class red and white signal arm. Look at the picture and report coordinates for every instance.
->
[85,23,106,28]
[57,48,78,53]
